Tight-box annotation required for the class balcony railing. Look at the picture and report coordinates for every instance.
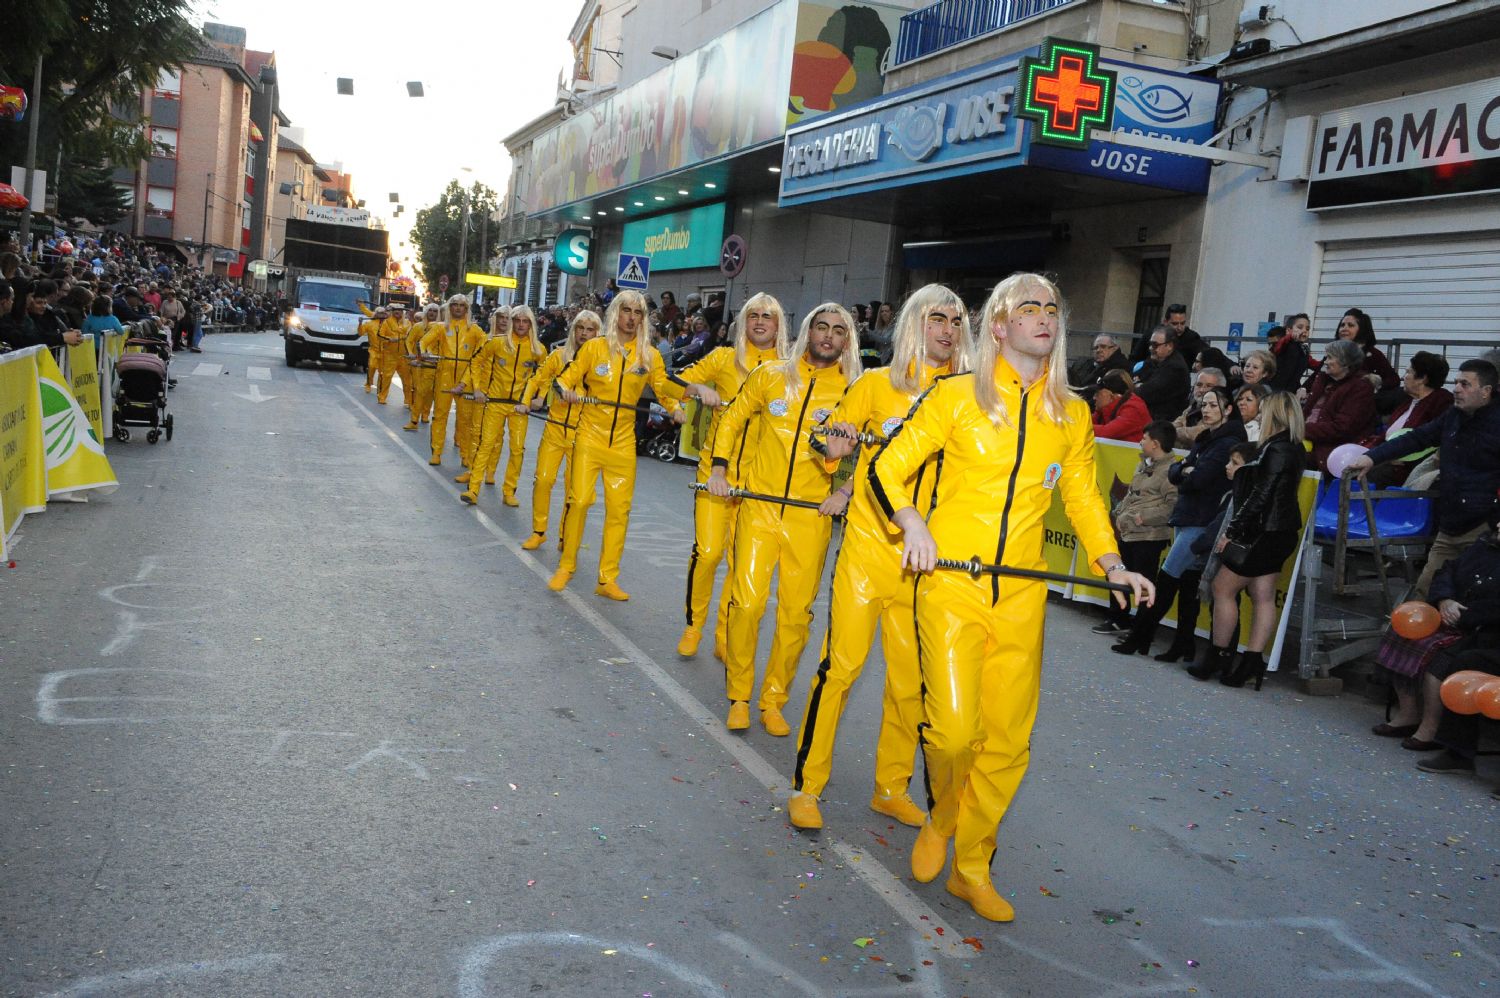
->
[894,0,1077,66]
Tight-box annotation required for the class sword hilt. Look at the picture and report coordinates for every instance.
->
[810,424,888,446]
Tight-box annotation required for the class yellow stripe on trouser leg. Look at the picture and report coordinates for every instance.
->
[501,412,528,492]
[530,424,573,535]
[916,572,1045,888]
[466,404,507,496]
[558,440,635,585]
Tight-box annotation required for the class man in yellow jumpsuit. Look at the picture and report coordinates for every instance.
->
[786,285,972,832]
[403,303,440,430]
[516,310,599,550]
[460,305,546,505]
[361,308,384,393]
[551,291,680,600]
[419,295,484,466]
[373,306,406,404]
[869,273,1153,923]
[391,304,414,408]
[662,293,789,660]
[704,304,862,736]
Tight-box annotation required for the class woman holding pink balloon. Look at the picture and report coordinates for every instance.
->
[1303,339,1377,475]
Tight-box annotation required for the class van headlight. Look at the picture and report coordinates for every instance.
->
[286,315,302,327]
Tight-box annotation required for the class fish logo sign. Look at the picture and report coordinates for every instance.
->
[1118,76,1192,125]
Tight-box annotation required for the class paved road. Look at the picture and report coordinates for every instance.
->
[1,333,1494,997]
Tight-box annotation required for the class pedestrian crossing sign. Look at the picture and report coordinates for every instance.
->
[616,253,650,291]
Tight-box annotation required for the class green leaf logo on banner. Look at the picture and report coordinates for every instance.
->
[40,378,103,467]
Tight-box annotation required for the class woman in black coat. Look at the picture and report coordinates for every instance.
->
[1114,386,1247,660]
[1189,392,1308,687]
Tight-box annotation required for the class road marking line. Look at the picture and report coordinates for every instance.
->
[338,386,965,958]
[247,366,272,381]
[190,362,223,377]
[294,369,326,385]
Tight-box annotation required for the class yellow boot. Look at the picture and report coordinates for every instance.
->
[910,821,949,883]
[402,421,418,431]
[945,875,1015,922]
[870,791,926,828]
[726,701,750,731]
[787,793,823,830]
[594,581,630,601]
[520,533,546,551]
[676,627,701,658]
[502,492,519,507]
[547,570,572,592]
[429,453,442,466]
[454,471,471,484]
[760,706,791,737]
[459,490,478,506]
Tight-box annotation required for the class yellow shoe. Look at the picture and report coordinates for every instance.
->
[454,471,471,484]
[594,581,630,601]
[547,570,571,592]
[870,791,926,828]
[945,874,1015,923]
[787,792,823,830]
[760,706,791,737]
[676,627,701,658]
[910,820,949,883]
[459,491,478,506]
[503,492,519,507]
[377,397,388,405]
[429,454,442,466]
[726,701,750,731]
[485,477,496,485]
[520,533,546,551]
[402,422,418,432]
[364,385,372,394]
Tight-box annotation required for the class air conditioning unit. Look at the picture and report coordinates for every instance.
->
[1225,37,1272,63]
[1239,4,1275,29]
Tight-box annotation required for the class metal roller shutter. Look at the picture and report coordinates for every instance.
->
[1314,233,1500,368]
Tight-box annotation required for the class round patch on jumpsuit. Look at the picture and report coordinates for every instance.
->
[768,399,789,417]
[595,362,611,377]
[1042,462,1063,490]
[881,416,904,437]
[812,408,832,424]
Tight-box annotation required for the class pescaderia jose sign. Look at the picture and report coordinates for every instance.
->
[1308,76,1500,210]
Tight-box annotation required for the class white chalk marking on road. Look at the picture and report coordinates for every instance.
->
[1203,917,1443,996]
[233,383,278,403]
[457,933,719,998]
[246,366,272,381]
[340,386,967,959]
[190,362,223,377]
[38,953,285,997]
[294,369,326,385]
[343,739,464,781]
[37,668,226,727]
[99,610,182,657]
[99,582,208,611]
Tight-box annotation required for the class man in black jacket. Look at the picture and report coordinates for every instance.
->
[1350,358,1500,596]
[13,280,84,349]
[1135,325,1191,421]
[1070,333,1132,401]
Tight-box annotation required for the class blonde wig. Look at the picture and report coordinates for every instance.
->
[887,283,974,395]
[974,273,1074,427]
[508,304,544,355]
[603,290,652,375]
[781,302,863,405]
[732,292,791,377]
[564,309,602,366]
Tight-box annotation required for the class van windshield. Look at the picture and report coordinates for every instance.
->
[298,281,367,314]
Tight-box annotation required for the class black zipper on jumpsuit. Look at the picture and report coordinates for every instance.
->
[991,391,1028,606]
[779,377,818,519]
[607,346,627,447]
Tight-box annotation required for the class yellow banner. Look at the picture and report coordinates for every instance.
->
[35,348,118,499]
[66,340,105,443]
[0,348,47,559]
[1044,438,1319,653]
[676,398,714,464]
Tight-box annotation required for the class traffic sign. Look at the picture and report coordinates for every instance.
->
[616,253,650,291]
[465,271,518,289]
[720,234,747,277]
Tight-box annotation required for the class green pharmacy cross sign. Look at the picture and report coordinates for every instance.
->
[1017,38,1117,148]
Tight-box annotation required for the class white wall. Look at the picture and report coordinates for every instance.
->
[617,0,774,91]
[1193,32,1498,343]
[1236,0,1451,49]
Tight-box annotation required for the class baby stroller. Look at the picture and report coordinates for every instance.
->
[112,351,174,444]
[635,399,680,463]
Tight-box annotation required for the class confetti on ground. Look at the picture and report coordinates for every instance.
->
[853,937,875,948]
[1187,959,1199,967]
[961,937,984,952]
[1039,886,1059,898]
[934,927,944,936]
[526,880,536,887]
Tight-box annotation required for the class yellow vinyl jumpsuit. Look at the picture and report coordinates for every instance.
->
[555,336,679,587]
[792,361,949,803]
[520,347,583,540]
[868,359,1118,890]
[402,320,435,428]
[464,330,545,499]
[664,344,782,654]
[373,315,406,404]
[713,357,848,713]
[360,317,380,391]
[394,318,415,407]
[420,319,485,464]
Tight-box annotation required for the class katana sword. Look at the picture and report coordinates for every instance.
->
[809,424,888,446]
[935,555,1133,595]
[577,395,660,414]
[689,482,839,515]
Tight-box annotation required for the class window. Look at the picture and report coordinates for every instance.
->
[115,183,136,208]
[244,145,256,178]
[146,186,174,217]
[155,68,181,97]
[242,201,253,230]
[150,126,178,156]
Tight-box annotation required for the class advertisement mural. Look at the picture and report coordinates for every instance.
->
[621,202,727,271]
[788,2,906,127]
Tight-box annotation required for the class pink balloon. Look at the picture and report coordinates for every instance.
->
[1326,443,1366,478]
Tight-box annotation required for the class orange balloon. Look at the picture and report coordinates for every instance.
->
[1391,600,1440,640]
[1475,678,1500,721]
[1439,671,1492,714]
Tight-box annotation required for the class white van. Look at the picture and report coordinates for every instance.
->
[282,272,374,368]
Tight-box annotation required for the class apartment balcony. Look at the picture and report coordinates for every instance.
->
[893,0,1078,66]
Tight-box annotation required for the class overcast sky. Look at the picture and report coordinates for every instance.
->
[190,0,578,275]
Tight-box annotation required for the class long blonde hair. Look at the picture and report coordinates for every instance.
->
[974,273,1074,427]
[507,304,543,356]
[563,309,601,365]
[603,290,652,375]
[1258,390,1305,445]
[733,292,790,377]
[781,302,862,405]
[888,284,974,394]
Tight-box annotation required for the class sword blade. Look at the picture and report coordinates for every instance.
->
[934,556,1132,594]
